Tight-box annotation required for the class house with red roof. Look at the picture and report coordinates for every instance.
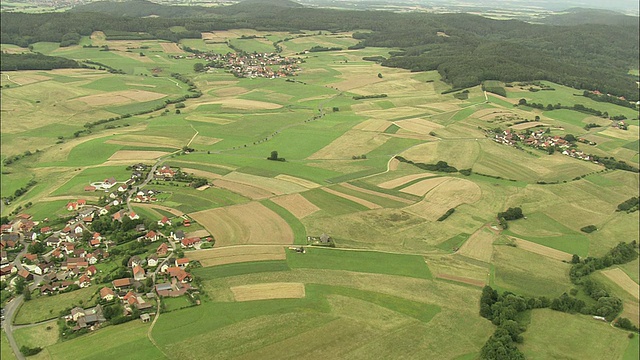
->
[133,265,146,281]
[156,243,169,256]
[158,216,171,227]
[100,287,115,301]
[181,237,201,249]
[145,231,158,242]
[112,278,133,290]
[175,258,190,268]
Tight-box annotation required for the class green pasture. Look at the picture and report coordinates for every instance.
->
[180,39,233,54]
[505,212,590,256]
[624,336,640,360]
[152,283,441,359]
[228,38,275,53]
[21,200,70,221]
[286,247,432,279]
[300,188,369,216]
[162,296,194,312]
[260,200,307,245]
[0,331,17,360]
[437,233,471,252]
[14,321,59,350]
[193,261,290,280]
[492,246,572,297]
[150,183,249,214]
[508,81,639,120]
[521,309,632,360]
[50,165,131,196]
[43,321,164,360]
[328,184,407,208]
[15,287,98,325]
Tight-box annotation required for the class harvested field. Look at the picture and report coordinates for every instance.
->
[405,178,482,220]
[214,87,250,97]
[212,179,273,200]
[6,74,51,85]
[471,109,512,119]
[457,227,497,263]
[321,187,381,210]
[190,136,222,146]
[388,158,400,171]
[340,182,413,204]
[186,229,210,238]
[395,118,444,135]
[224,172,307,195]
[181,168,223,180]
[160,42,185,53]
[105,135,183,149]
[377,173,436,189]
[513,237,572,262]
[108,150,168,161]
[421,102,460,112]
[436,274,485,287]
[189,202,294,246]
[274,175,321,189]
[134,203,184,217]
[601,268,639,300]
[231,282,305,302]
[189,245,285,267]
[199,99,282,110]
[352,119,393,132]
[271,193,320,219]
[400,177,449,196]
[510,122,549,130]
[307,130,390,160]
[184,115,235,125]
[77,90,166,106]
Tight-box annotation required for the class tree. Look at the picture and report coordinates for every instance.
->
[518,98,527,106]
[193,63,205,72]
[269,151,278,160]
[534,115,540,121]
[571,254,580,264]
[377,73,383,78]
[23,288,31,301]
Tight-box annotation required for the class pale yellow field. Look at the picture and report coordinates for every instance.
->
[394,118,444,135]
[180,168,223,180]
[184,115,236,125]
[274,175,321,189]
[76,90,166,106]
[108,150,168,161]
[601,268,639,300]
[388,158,400,171]
[105,135,184,149]
[185,229,210,238]
[271,193,321,219]
[189,245,286,267]
[340,182,414,205]
[322,187,381,210]
[212,179,273,200]
[160,42,185,53]
[197,98,282,110]
[513,237,572,262]
[3,73,51,85]
[352,119,393,132]
[214,87,250,97]
[598,126,640,141]
[377,173,436,189]
[436,274,485,287]
[400,176,449,196]
[457,227,497,263]
[223,172,308,194]
[307,130,390,160]
[189,202,294,246]
[510,122,549,130]
[404,178,482,221]
[190,136,222,146]
[134,203,185,217]
[231,282,305,302]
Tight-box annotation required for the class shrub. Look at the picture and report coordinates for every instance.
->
[580,225,597,233]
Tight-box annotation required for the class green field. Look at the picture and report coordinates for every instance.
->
[193,260,291,280]
[521,309,633,360]
[1,330,18,360]
[14,321,59,350]
[286,247,433,279]
[15,287,98,325]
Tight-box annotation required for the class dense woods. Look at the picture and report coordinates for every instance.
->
[0,53,80,71]
[1,0,638,100]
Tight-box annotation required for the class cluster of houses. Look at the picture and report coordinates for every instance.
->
[175,52,302,79]
[153,165,177,181]
[490,129,600,164]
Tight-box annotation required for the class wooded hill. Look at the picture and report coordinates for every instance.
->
[1,0,638,100]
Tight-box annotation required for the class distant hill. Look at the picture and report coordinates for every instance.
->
[71,0,303,17]
[540,8,639,27]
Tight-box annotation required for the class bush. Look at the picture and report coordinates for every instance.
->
[437,208,455,221]
[20,346,42,356]
[580,225,597,233]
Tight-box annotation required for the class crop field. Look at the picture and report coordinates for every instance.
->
[189,246,286,267]
[2,27,639,360]
[189,202,294,246]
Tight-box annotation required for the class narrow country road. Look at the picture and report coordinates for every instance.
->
[3,295,26,360]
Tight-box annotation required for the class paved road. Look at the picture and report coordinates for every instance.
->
[2,294,26,360]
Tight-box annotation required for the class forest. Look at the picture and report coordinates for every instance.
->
[0,0,638,100]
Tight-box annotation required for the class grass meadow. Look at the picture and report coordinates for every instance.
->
[15,287,98,325]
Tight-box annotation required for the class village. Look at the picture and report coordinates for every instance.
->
[0,163,214,335]
[489,127,604,163]
[174,51,302,78]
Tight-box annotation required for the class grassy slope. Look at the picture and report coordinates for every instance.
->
[15,287,98,325]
